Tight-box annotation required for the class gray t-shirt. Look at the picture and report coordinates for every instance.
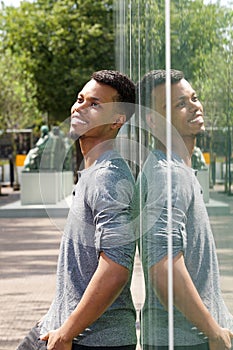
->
[139,149,233,346]
[41,150,137,346]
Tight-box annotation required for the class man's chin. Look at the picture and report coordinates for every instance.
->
[69,130,81,141]
[190,125,205,137]
[196,126,206,136]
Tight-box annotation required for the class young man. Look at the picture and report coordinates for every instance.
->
[137,69,233,350]
[17,70,137,350]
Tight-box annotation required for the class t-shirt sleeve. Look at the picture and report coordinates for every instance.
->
[142,165,191,268]
[89,164,136,270]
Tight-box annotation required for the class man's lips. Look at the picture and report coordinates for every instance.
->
[188,115,204,125]
[71,112,87,126]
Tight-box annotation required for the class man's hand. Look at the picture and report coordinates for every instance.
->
[40,329,72,350]
[39,252,129,349]
[37,315,45,327]
[208,327,233,350]
[150,253,233,349]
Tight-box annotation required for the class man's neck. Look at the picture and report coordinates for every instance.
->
[79,137,115,169]
[156,136,196,167]
[182,136,196,165]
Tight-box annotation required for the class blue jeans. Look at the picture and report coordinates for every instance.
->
[16,324,46,350]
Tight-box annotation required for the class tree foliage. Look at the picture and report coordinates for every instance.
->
[116,0,233,136]
[117,0,231,81]
[0,0,114,123]
[0,0,232,146]
[0,48,41,131]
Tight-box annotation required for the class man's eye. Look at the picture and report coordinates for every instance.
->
[192,95,199,102]
[77,97,83,103]
[177,101,185,108]
[91,102,100,108]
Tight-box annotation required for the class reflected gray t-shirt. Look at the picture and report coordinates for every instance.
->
[139,149,233,346]
[41,150,137,346]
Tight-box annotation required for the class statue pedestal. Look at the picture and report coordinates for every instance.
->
[196,168,209,203]
[21,171,73,205]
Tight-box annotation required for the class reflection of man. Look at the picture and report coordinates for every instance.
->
[17,70,137,350]
[138,69,233,350]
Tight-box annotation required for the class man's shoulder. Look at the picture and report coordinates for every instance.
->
[95,150,135,183]
[138,150,195,201]
[142,149,192,175]
[80,151,135,203]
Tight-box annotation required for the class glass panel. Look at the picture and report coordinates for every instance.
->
[115,1,233,349]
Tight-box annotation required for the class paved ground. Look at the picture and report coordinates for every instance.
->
[0,184,232,350]
[0,217,62,349]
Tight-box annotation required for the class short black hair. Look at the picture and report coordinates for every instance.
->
[137,69,184,108]
[92,70,136,121]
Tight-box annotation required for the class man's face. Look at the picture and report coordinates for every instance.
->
[151,78,205,137]
[70,79,118,139]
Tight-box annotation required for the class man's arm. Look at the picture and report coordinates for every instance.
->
[41,252,129,350]
[150,252,233,350]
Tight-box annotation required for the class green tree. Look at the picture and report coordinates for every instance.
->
[0,0,114,123]
[0,49,41,131]
[193,16,233,192]
[0,49,42,187]
[170,0,228,80]
[116,0,231,80]
[115,0,164,81]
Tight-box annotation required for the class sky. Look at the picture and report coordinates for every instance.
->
[2,0,20,6]
[2,0,21,6]
[1,0,232,6]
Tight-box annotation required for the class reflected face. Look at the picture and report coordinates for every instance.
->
[70,79,118,139]
[151,78,205,137]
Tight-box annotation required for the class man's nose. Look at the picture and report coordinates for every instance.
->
[188,100,199,113]
[72,101,89,114]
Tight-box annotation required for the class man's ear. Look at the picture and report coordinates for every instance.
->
[146,113,156,129]
[146,111,165,130]
[111,114,126,130]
